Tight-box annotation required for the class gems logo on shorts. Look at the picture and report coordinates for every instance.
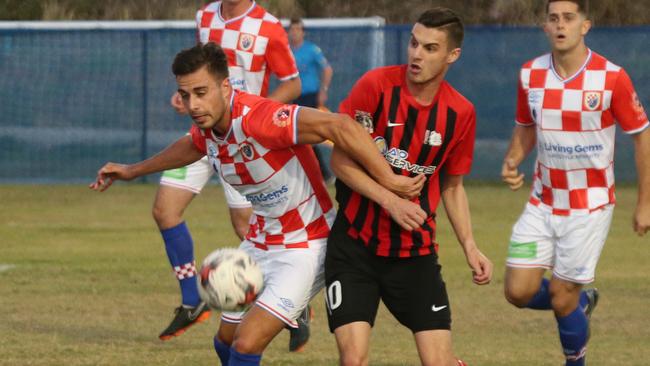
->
[273,107,291,127]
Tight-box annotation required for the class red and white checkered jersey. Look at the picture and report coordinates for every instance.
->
[517,50,649,216]
[196,1,298,97]
[190,91,335,249]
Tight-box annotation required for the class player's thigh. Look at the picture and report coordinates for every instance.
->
[414,329,456,366]
[231,304,287,354]
[223,239,326,328]
[325,217,380,333]
[159,155,213,194]
[380,254,451,333]
[333,321,372,366]
[553,205,614,284]
[507,203,555,270]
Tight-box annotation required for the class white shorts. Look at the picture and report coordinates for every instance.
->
[159,156,251,208]
[221,238,327,328]
[507,203,613,284]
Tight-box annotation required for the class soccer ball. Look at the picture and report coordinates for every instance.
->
[198,248,264,311]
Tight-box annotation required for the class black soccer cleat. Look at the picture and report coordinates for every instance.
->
[289,305,312,352]
[583,288,599,342]
[583,288,599,319]
[159,301,211,341]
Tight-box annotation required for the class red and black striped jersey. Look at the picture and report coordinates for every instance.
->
[337,65,476,258]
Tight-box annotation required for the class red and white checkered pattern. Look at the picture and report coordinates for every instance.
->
[173,261,196,280]
[517,50,648,216]
[190,91,335,248]
[196,1,298,97]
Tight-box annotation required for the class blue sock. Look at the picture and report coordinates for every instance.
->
[556,306,588,366]
[213,337,231,366]
[228,348,262,366]
[579,291,589,311]
[526,278,552,310]
[161,222,200,306]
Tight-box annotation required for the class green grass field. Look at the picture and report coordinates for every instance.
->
[1,183,648,365]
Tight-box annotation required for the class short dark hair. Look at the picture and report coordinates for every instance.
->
[416,7,464,49]
[172,42,229,81]
[546,0,589,17]
[289,16,303,27]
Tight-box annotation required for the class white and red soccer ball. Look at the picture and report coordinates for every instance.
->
[199,248,264,311]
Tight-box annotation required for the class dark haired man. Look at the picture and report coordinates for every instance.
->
[325,8,492,366]
[501,1,649,365]
[91,42,424,366]
[153,0,304,345]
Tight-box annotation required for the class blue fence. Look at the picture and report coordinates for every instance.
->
[1,24,648,183]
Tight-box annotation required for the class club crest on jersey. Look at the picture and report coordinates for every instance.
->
[239,33,255,51]
[239,142,255,160]
[354,110,374,133]
[583,91,602,111]
[272,106,292,127]
[424,130,442,146]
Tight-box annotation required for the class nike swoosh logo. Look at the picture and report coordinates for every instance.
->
[188,303,207,320]
[431,305,447,312]
[386,120,404,127]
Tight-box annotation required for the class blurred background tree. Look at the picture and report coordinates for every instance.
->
[0,0,648,25]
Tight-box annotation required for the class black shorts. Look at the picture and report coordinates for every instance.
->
[324,216,451,333]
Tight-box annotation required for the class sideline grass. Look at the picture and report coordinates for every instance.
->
[1,183,648,365]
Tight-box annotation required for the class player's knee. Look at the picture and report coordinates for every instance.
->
[231,335,262,355]
[339,353,368,366]
[549,291,579,315]
[504,284,534,308]
[152,201,183,229]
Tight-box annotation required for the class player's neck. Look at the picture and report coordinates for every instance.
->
[406,74,444,106]
[551,43,589,79]
[221,0,254,20]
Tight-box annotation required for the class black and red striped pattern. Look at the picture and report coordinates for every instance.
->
[337,65,476,258]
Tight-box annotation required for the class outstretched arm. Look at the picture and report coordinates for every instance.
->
[296,107,424,198]
[441,174,492,285]
[89,135,203,192]
[331,146,427,231]
[501,124,536,190]
[632,127,650,236]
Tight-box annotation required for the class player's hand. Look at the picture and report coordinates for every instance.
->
[170,92,188,115]
[89,162,136,192]
[385,174,426,200]
[383,196,427,231]
[501,159,524,190]
[633,202,650,236]
[463,245,492,285]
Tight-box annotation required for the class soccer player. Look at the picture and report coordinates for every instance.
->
[501,1,650,365]
[155,0,307,345]
[324,8,492,366]
[90,42,425,366]
[288,17,336,200]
